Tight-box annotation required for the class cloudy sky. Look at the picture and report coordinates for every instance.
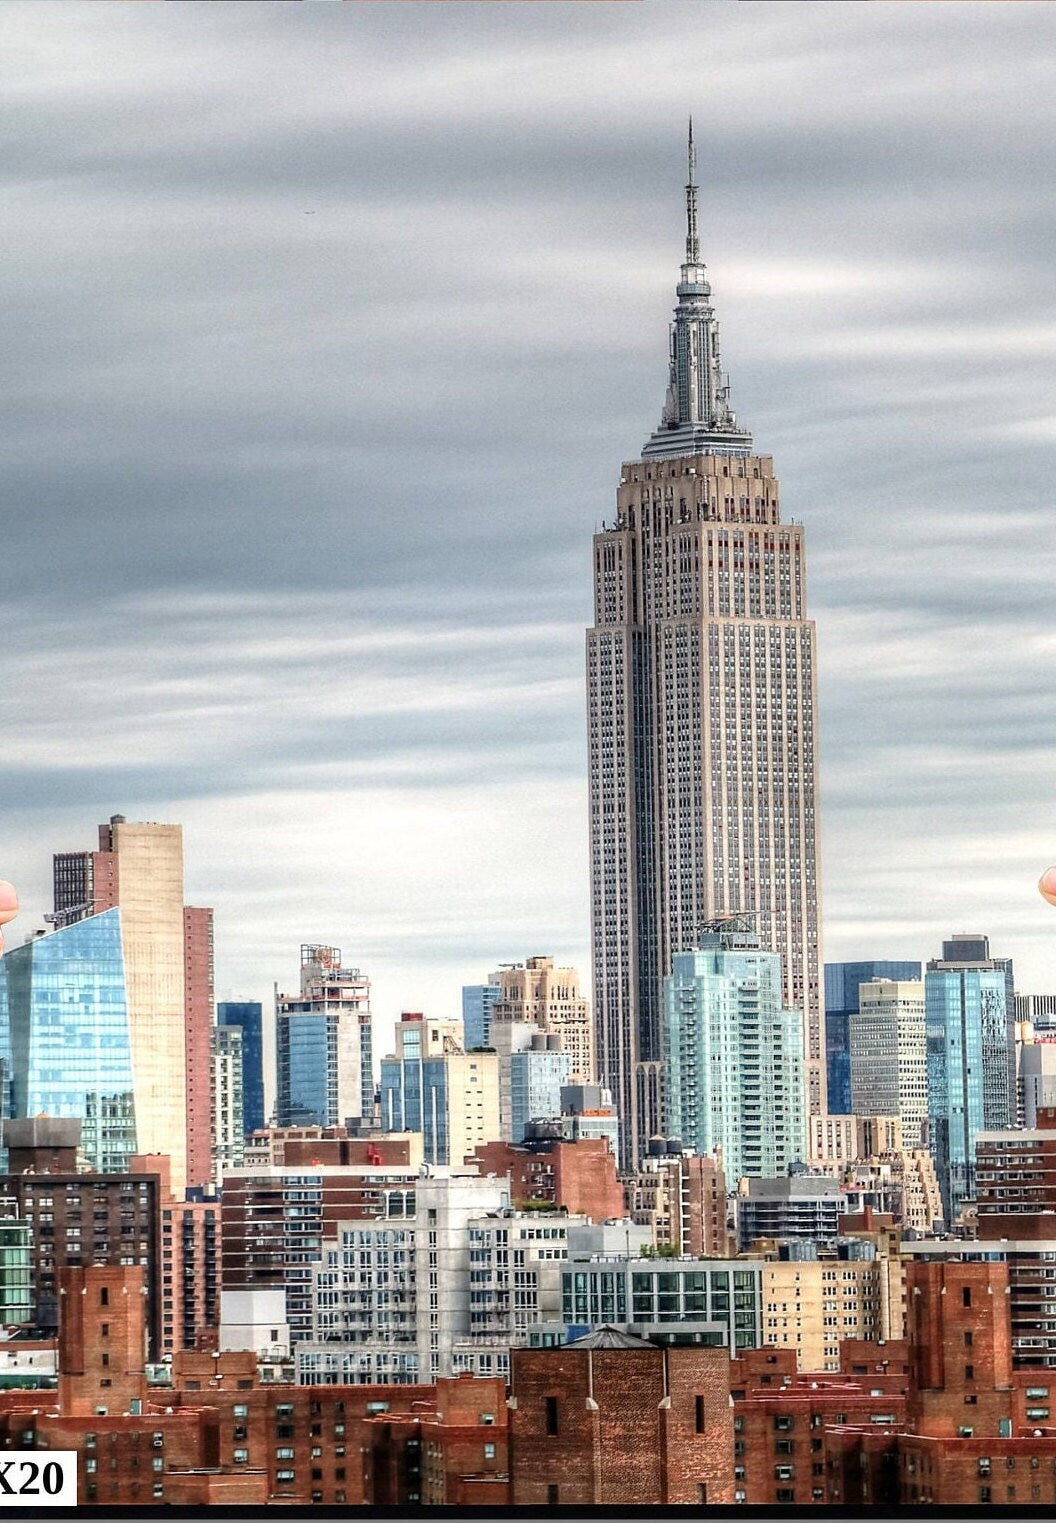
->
[4,1,1056,1052]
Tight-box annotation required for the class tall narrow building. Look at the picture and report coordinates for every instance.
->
[51,816,207,1195]
[587,127,823,1166]
[275,944,373,1129]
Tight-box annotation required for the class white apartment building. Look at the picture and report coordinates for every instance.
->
[295,1168,581,1385]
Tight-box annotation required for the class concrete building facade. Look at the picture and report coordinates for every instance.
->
[824,959,921,1119]
[850,978,928,1146]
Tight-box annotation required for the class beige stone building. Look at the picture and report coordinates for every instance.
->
[490,955,593,1084]
[758,1251,905,1373]
[809,1114,904,1164]
[806,1113,944,1236]
[588,131,823,1166]
[625,1149,731,1257]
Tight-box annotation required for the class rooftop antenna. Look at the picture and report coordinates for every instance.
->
[685,116,700,265]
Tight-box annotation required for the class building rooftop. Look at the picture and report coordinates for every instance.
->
[567,1325,655,1351]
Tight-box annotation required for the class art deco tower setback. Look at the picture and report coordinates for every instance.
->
[587,127,823,1165]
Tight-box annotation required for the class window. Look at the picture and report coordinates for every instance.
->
[962,1286,972,1308]
[546,1397,559,1436]
[233,1450,248,1465]
[484,1443,496,1461]
[695,1395,705,1434]
[547,1484,559,1505]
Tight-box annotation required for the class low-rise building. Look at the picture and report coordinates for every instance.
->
[509,1327,734,1505]
[625,1147,729,1256]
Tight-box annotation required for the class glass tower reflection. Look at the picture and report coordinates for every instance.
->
[3,909,136,1171]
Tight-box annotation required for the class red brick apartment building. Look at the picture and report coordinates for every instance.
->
[0,1262,507,1507]
[469,1136,625,1220]
[508,1326,734,1506]
[0,1122,220,1362]
[17,1240,1056,1506]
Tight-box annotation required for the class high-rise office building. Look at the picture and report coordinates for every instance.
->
[505,1033,572,1144]
[217,1001,265,1134]
[490,957,593,1084]
[2,910,137,1171]
[379,1013,500,1166]
[926,934,1014,1221]
[51,816,212,1196]
[275,945,373,1129]
[824,959,922,1117]
[662,916,806,1181]
[183,905,215,1194]
[849,978,928,1147]
[587,129,823,1165]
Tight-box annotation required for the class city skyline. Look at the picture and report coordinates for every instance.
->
[4,3,1056,1054]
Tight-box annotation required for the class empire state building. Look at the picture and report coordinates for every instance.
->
[587,127,823,1167]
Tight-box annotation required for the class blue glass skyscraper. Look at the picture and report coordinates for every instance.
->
[2,909,136,1172]
[217,1000,264,1134]
[275,946,372,1129]
[462,981,500,1050]
[925,936,1014,1222]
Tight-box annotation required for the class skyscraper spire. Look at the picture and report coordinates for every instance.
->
[686,117,699,265]
[645,123,752,459]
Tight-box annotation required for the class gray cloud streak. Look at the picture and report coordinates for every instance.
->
[3,1,1056,1034]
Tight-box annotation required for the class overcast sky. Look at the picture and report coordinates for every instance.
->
[4,1,1056,1053]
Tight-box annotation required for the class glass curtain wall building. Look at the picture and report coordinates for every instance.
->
[217,1001,264,1135]
[275,946,372,1129]
[2,909,136,1172]
[462,982,501,1051]
[663,916,806,1180]
[926,960,1012,1221]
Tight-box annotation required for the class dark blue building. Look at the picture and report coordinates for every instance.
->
[824,960,921,1115]
[217,1000,265,1135]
